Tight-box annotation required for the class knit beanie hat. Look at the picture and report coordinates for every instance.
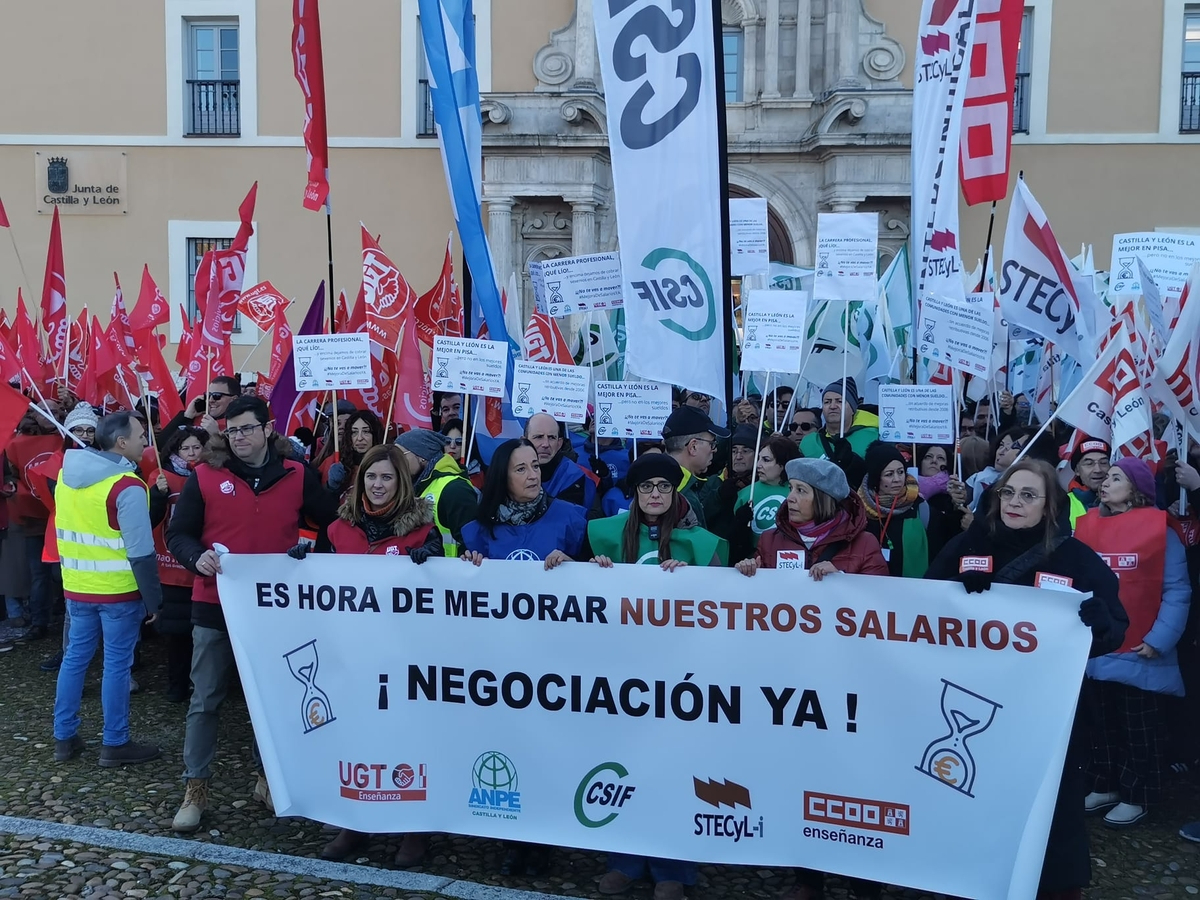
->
[784,457,850,501]
[394,428,447,462]
[1112,456,1155,504]
[64,403,98,433]
[863,441,907,492]
[731,425,759,449]
[823,378,860,419]
[626,453,686,491]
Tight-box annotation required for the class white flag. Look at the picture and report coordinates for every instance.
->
[1053,324,1120,443]
[1151,262,1200,434]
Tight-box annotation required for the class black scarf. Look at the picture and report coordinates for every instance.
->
[959,517,1066,584]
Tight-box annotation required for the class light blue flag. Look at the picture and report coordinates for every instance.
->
[418,0,515,366]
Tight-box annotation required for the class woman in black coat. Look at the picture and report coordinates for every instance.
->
[926,458,1128,899]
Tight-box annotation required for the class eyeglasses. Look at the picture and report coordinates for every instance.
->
[224,424,265,439]
[788,422,818,434]
[637,480,675,494]
[998,487,1044,505]
[446,437,464,446]
[690,437,717,448]
[70,427,96,437]
[209,392,234,401]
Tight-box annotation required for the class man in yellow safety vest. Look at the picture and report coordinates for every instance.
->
[395,429,478,557]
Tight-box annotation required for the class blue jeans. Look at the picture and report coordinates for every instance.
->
[53,599,144,746]
[608,853,697,885]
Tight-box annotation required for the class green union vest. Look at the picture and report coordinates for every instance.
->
[587,512,728,566]
[736,481,790,542]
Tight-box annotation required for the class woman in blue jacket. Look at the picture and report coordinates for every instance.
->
[1075,457,1192,829]
[461,438,586,567]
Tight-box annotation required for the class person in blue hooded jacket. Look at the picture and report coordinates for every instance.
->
[524,414,599,513]
[461,438,586,567]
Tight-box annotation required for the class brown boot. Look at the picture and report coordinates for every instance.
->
[393,832,430,867]
[598,870,636,895]
[321,828,367,861]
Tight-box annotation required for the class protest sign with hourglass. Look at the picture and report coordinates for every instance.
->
[284,640,336,734]
[916,679,1002,797]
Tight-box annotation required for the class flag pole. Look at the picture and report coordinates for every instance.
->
[840,301,850,438]
[748,376,771,507]
[326,217,337,335]
[710,0,735,432]
[464,394,481,467]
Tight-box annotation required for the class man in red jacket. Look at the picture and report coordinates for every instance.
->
[165,396,336,833]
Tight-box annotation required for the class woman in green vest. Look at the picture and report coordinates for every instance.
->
[858,441,930,578]
[588,454,728,570]
[732,434,799,560]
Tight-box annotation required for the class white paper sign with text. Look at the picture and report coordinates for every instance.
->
[528,252,625,318]
[740,290,808,374]
[729,198,769,276]
[512,361,591,423]
[813,213,879,302]
[877,384,956,443]
[292,333,373,392]
[594,381,672,439]
[1109,232,1200,302]
[917,293,995,377]
[431,336,509,398]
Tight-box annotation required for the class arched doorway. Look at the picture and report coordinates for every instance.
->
[727,185,794,265]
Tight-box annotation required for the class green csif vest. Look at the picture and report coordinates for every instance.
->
[587,512,728,566]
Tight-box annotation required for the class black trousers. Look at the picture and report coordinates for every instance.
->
[1086,678,1165,806]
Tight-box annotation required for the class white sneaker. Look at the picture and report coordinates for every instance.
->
[1103,801,1147,828]
[1083,790,1120,813]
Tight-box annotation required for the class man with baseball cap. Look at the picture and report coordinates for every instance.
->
[661,405,730,528]
[1068,438,1111,528]
[395,429,478,557]
[798,378,878,488]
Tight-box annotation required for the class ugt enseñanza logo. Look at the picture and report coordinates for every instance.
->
[468,751,521,820]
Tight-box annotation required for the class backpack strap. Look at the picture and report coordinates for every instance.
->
[815,540,849,566]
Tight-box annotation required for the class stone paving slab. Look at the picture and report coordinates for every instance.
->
[0,630,1197,898]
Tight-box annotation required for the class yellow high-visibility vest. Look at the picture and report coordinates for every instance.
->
[56,471,140,598]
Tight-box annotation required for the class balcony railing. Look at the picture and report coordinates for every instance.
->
[188,79,240,137]
[1012,72,1030,134]
[1181,73,1200,133]
[418,79,436,137]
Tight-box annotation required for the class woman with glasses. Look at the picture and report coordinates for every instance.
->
[440,417,483,488]
[966,424,1035,510]
[732,434,799,557]
[915,444,969,561]
[313,410,383,495]
[1074,458,1191,830]
[587,453,721,900]
[926,458,1127,898]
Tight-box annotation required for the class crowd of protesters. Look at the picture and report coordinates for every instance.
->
[1,374,1197,900]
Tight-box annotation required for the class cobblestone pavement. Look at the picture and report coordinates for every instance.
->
[0,625,1197,899]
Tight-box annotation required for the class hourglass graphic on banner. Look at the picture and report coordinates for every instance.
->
[284,640,336,734]
[916,679,1002,797]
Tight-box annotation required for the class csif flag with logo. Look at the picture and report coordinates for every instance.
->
[593,0,727,400]
[911,0,977,308]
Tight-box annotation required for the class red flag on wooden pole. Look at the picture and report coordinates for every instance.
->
[292,0,331,211]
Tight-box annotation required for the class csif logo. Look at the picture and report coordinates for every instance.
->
[574,761,637,828]
[631,248,717,342]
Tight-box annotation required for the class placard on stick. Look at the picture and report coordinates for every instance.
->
[431,336,509,398]
[813,212,878,302]
[877,384,956,443]
[512,360,590,423]
[740,290,808,374]
[594,381,672,439]
[729,197,769,276]
[292,333,373,391]
[528,252,624,318]
[917,292,994,377]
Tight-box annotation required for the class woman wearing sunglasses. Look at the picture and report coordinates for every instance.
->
[926,458,1127,898]
[440,417,483,488]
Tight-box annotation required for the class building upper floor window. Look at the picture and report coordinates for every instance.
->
[187,237,242,332]
[1013,9,1032,134]
[722,27,743,104]
[416,20,436,138]
[1182,6,1200,132]
[188,21,240,136]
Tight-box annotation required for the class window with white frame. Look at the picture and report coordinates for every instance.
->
[722,27,743,103]
[186,237,242,333]
[187,20,240,136]
[1013,9,1032,134]
[1182,6,1200,131]
[416,19,436,137]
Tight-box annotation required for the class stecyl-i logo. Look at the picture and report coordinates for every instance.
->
[468,750,521,819]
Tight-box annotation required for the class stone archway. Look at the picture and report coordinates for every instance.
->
[727,180,804,266]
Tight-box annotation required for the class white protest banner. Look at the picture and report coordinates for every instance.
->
[877,384,956,443]
[1109,232,1200,305]
[813,213,879,302]
[740,290,808,374]
[594,380,672,439]
[729,197,769,276]
[916,292,994,377]
[528,252,625,318]
[512,360,591,424]
[595,0,726,400]
[292,333,373,392]
[219,554,1091,900]
[431,336,508,398]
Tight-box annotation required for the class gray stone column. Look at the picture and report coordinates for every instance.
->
[763,0,781,99]
[571,201,597,256]
[825,0,862,90]
[487,198,515,288]
[742,20,759,102]
[572,0,598,90]
[793,0,812,99]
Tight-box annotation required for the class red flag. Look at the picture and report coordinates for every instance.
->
[175,305,194,370]
[292,0,331,211]
[184,319,208,406]
[40,207,68,375]
[138,332,183,423]
[334,290,349,333]
[256,371,276,402]
[346,282,366,334]
[347,345,397,423]
[476,316,503,437]
[80,315,117,407]
[523,310,573,364]
[200,248,248,347]
[239,280,289,332]
[0,331,22,384]
[0,194,9,228]
[0,383,32,456]
[391,304,432,430]
[14,290,41,386]
[414,237,463,347]
[268,303,292,382]
[232,182,257,253]
[64,309,88,389]
[361,226,416,351]
[0,310,11,347]
[959,0,1023,205]
[110,273,136,362]
[129,265,169,336]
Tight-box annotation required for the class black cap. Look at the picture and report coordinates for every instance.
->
[731,425,759,448]
[661,405,731,440]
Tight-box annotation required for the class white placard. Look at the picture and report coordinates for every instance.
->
[512,361,591,424]
[917,293,995,377]
[740,290,808,374]
[729,197,769,276]
[528,252,625,318]
[431,336,509,398]
[1109,232,1200,302]
[877,384,956,443]
[813,212,879,302]
[594,381,672,439]
[292,333,373,392]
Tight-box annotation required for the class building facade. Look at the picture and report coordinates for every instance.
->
[0,0,1197,370]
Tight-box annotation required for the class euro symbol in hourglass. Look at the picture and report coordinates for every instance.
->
[916,679,1002,797]
[283,640,336,734]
